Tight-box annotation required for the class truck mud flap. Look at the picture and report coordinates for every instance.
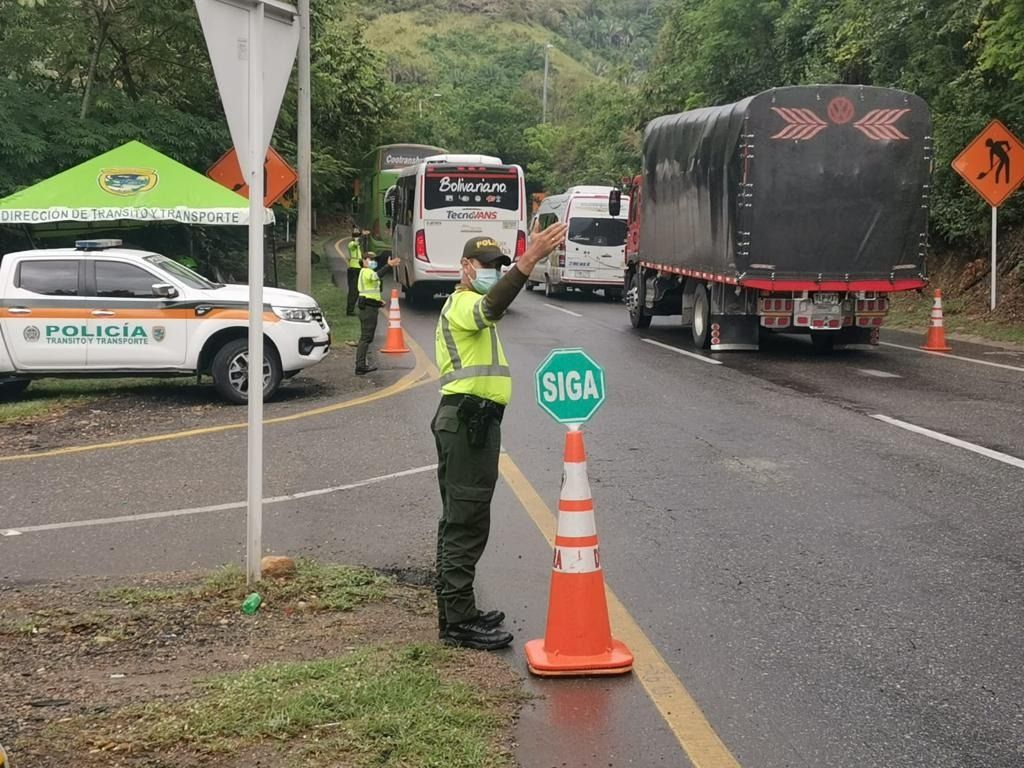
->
[709,315,759,351]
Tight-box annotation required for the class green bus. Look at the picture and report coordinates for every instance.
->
[356,144,445,257]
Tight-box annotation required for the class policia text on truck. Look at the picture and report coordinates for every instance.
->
[432,222,568,651]
[0,240,330,403]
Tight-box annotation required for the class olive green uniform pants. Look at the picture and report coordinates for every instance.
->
[355,302,379,370]
[432,400,502,626]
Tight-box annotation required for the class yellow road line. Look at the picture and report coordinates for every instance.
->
[499,454,742,768]
[1,318,437,463]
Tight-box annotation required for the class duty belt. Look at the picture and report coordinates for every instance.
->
[441,393,505,447]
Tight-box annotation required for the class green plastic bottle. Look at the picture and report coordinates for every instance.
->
[241,592,262,615]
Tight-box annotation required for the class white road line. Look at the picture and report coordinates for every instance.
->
[871,415,1024,471]
[856,368,902,379]
[542,303,583,317]
[0,464,437,537]
[879,341,1024,373]
[642,338,724,365]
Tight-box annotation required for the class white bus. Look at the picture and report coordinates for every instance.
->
[388,154,527,304]
[527,185,630,300]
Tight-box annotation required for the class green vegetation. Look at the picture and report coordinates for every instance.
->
[887,295,1024,345]
[86,645,516,766]
[0,376,192,425]
[199,559,392,613]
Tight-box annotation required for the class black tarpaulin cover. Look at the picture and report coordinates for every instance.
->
[641,85,932,281]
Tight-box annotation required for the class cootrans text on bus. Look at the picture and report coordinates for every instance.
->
[355,144,445,258]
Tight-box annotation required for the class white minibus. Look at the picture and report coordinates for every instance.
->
[388,154,527,304]
[527,185,630,299]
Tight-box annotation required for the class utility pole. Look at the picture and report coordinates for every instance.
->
[542,44,552,123]
[295,0,312,294]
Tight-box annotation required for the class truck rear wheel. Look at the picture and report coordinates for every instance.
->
[211,338,282,405]
[692,284,711,349]
[626,271,651,329]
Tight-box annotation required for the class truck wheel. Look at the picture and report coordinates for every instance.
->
[524,279,535,292]
[692,285,711,349]
[626,271,651,329]
[211,338,282,405]
[0,379,31,400]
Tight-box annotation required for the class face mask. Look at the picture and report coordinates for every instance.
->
[471,267,499,294]
[368,260,378,269]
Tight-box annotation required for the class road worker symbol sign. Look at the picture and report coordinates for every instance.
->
[535,348,605,425]
[951,120,1024,208]
[207,146,298,208]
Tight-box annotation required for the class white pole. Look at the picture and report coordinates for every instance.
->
[990,205,997,311]
[246,2,266,585]
[295,0,311,293]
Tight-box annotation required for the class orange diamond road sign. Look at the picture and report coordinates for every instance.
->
[207,146,298,207]
[951,120,1024,208]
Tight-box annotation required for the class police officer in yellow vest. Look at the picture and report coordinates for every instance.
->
[433,221,568,650]
[355,251,399,375]
[345,226,365,316]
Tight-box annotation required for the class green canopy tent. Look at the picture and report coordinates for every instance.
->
[0,140,273,230]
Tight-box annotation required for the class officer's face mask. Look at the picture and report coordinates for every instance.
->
[465,261,499,294]
[368,260,378,269]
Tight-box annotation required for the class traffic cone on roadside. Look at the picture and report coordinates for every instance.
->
[525,428,633,677]
[380,288,410,354]
[921,289,952,352]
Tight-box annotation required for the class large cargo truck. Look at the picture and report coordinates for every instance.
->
[619,85,932,351]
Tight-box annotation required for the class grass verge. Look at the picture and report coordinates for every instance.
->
[887,294,1024,345]
[87,645,517,766]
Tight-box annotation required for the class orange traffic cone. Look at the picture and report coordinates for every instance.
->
[525,428,633,677]
[921,289,952,352]
[380,288,410,354]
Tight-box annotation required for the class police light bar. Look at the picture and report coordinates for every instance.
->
[75,239,123,251]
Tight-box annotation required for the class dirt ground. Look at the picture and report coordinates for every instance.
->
[0,566,520,767]
[0,345,385,456]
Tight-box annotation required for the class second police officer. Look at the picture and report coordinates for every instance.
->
[355,250,399,375]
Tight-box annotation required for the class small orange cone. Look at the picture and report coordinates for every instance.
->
[380,288,410,354]
[525,428,633,677]
[921,289,952,352]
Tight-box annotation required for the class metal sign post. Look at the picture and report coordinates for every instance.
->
[991,205,997,311]
[196,0,299,584]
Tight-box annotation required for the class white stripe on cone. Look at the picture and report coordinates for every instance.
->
[557,512,597,538]
[552,545,601,574]
[561,461,592,501]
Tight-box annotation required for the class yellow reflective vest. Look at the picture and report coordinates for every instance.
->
[435,288,512,405]
[347,238,363,269]
[357,267,382,303]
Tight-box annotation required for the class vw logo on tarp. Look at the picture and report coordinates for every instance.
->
[22,326,40,343]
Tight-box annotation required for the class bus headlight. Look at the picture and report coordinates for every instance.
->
[273,306,312,323]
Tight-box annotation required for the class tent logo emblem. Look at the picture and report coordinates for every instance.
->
[23,326,40,342]
[98,168,158,196]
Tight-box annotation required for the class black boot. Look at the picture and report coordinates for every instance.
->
[441,619,513,650]
[439,609,505,639]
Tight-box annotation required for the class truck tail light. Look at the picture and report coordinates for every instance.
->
[415,229,428,262]
[558,244,565,268]
[515,230,526,259]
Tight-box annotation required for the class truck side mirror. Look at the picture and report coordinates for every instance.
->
[152,283,178,298]
[609,188,621,218]
[383,185,397,220]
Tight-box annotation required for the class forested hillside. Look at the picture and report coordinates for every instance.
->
[1,0,1022,277]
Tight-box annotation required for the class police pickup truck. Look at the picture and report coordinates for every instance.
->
[0,240,330,403]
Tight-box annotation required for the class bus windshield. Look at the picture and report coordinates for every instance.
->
[568,217,627,247]
[424,167,520,212]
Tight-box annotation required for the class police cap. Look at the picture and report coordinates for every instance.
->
[462,236,511,266]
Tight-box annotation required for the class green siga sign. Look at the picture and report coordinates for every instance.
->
[535,348,606,425]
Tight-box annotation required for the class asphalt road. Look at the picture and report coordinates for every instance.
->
[2,275,1023,767]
